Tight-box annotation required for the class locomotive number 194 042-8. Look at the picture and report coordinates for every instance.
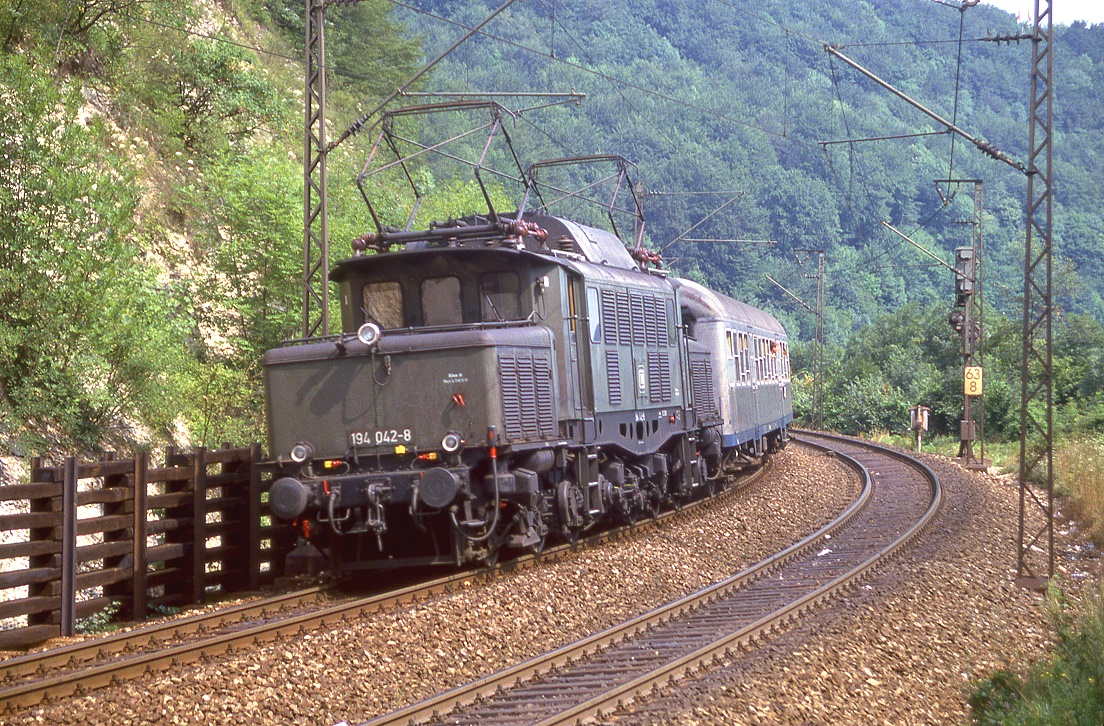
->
[349,428,413,447]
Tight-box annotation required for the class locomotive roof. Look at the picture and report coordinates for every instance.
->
[676,277,787,338]
[333,212,642,275]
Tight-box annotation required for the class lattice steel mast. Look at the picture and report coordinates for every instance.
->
[303,0,329,338]
[1017,0,1054,590]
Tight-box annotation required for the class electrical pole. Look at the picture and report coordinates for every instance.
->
[303,0,329,338]
[1017,0,1055,591]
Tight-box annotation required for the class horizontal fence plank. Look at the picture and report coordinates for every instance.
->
[76,514,132,537]
[145,542,188,564]
[0,482,62,501]
[146,492,191,510]
[0,595,57,619]
[76,540,131,562]
[145,467,197,485]
[77,460,135,478]
[75,566,131,591]
[201,449,252,465]
[0,511,61,530]
[0,624,59,650]
[204,521,249,538]
[75,595,117,620]
[147,517,191,536]
[204,497,249,511]
[0,539,60,560]
[77,487,132,506]
[201,473,249,488]
[144,566,187,586]
[0,567,59,590]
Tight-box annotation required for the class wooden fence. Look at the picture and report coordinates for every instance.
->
[0,445,295,650]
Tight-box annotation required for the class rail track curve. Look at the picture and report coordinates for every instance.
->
[359,432,941,726]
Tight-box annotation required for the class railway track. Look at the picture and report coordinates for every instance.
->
[360,432,941,726]
[0,458,769,714]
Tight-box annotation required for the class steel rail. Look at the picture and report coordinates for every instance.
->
[0,462,769,714]
[361,433,940,726]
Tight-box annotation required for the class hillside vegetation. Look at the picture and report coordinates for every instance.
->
[2,0,1104,453]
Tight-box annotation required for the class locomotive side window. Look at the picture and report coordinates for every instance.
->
[422,276,461,326]
[666,300,677,346]
[479,271,521,322]
[586,287,601,342]
[363,281,403,329]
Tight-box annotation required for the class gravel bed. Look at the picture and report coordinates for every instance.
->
[604,449,1104,726]
[1,444,856,726]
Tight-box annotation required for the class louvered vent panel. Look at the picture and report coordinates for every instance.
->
[500,352,556,441]
[616,291,632,346]
[517,356,537,438]
[499,355,523,440]
[606,350,623,406]
[601,289,618,343]
[644,296,659,347]
[690,359,719,420]
[648,351,672,403]
[656,298,669,346]
[630,294,646,346]
[534,355,555,437]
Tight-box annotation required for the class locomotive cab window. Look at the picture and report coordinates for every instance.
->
[363,281,404,329]
[586,287,601,342]
[479,271,521,322]
[422,276,461,326]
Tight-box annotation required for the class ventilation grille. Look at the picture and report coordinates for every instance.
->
[616,291,632,346]
[599,289,669,348]
[630,294,646,346]
[648,351,672,403]
[606,350,623,406]
[690,358,719,421]
[499,352,556,441]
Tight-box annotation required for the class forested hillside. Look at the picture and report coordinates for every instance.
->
[3,0,1104,453]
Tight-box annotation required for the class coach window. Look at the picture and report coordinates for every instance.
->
[363,281,403,329]
[740,333,750,384]
[422,276,461,326]
[480,271,521,322]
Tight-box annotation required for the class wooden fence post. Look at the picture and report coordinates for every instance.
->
[60,456,78,637]
[132,452,148,620]
[248,443,262,590]
[191,447,207,604]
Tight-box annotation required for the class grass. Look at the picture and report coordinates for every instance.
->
[1054,439,1104,546]
[970,584,1104,726]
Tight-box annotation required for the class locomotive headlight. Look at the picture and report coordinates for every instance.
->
[289,441,315,463]
[357,321,382,347]
[441,432,464,453]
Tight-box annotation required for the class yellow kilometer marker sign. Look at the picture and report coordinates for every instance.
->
[964,367,983,396]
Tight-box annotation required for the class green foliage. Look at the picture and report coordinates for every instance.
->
[75,600,122,634]
[0,53,189,451]
[970,585,1104,726]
